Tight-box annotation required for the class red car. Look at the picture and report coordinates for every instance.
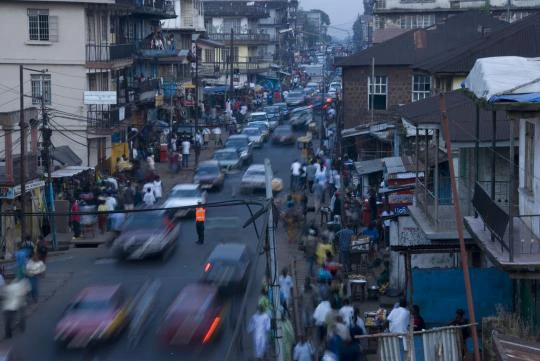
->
[54,285,130,348]
[159,283,228,346]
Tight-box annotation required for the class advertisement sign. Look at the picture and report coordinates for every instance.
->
[0,180,45,199]
[83,91,117,105]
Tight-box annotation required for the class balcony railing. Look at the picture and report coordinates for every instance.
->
[115,0,175,16]
[87,107,131,133]
[208,32,272,43]
[136,40,177,57]
[132,79,160,102]
[86,43,135,63]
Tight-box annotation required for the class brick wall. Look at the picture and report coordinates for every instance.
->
[342,65,412,129]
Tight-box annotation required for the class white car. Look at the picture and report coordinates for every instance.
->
[242,127,264,148]
[240,164,267,193]
[163,183,207,217]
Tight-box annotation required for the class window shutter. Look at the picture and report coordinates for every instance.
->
[49,16,58,42]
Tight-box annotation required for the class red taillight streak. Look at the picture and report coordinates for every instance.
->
[202,316,221,344]
[204,262,212,272]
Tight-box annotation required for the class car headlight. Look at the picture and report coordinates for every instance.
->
[241,150,248,157]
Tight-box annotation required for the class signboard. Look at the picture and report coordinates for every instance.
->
[0,180,45,199]
[83,91,117,105]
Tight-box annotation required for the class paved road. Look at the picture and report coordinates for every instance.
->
[9,135,299,361]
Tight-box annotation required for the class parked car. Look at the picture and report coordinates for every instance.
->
[224,134,253,165]
[285,90,306,107]
[213,148,242,170]
[54,285,130,348]
[263,106,281,129]
[271,125,296,145]
[159,283,229,346]
[242,127,264,148]
[194,160,225,191]
[240,164,266,193]
[112,209,180,260]
[274,102,289,120]
[163,183,207,217]
[201,243,251,291]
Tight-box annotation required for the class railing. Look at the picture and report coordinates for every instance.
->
[87,107,131,132]
[259,17,288,26]
[133,78,160,93]
[116,0,175,15]
[136,40,177,57]
[415,178,459,232]
[207,32,272,43]
[86,43,135,63]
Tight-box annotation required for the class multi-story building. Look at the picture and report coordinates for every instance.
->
[0,0,176,174]
[373,0,540,42]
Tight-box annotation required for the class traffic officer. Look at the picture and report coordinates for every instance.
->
[195,201,206,244]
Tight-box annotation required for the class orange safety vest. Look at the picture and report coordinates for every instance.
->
[195,207,206,222]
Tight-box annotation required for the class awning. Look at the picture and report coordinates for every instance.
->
[342,126,370,138]
[52,145,82,167]
[50,166,93,178]
[354,159,384,175]
[203,85,228,94]
[197,38,224,49]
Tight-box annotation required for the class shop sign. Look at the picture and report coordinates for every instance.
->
[0,180,45,199]
[83,91,117,105]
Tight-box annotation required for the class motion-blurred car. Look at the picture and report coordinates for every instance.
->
[159,283,228,346]
[271,125,296,145]
[285,90,305,107]
[212,148,242,171]
[247,111,269,125]
[163,183,207,217]
[201,243,250,291]
[247,121,270,141]
[242,127,264,148]
[54,285,130,348]
[263,106,281,129]
[224,134,253,165]
[240,164,266,193]
[290,106,314,130]
[193,160,225,191]
[274,102,289,120]
[113,209,180,260]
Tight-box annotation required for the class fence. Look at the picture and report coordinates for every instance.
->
[86,43,135,63]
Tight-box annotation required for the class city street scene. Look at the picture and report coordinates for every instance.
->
[0,0,540,360]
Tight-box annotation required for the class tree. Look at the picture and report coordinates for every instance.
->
[352,14,364,51]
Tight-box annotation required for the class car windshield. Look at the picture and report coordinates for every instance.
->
[247,169,265,176]
[288,91,303,98]
[243,128,260,136]
[123,211,163,229]
[170,188,200,198]
[214,152,238,160]
[264,107,278,114]
[196,166,219,176]
[249,114,267,122]
[69,299,114,313]
[248,123,268,131]
[225,139,248,149]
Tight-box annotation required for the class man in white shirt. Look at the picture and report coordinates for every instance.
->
[153,176,163,201]
[143,187,156,206]
[293,334,314,361]
[387,298,410,335]
[381,206,394,247]
[181,139,191,168]
[290,160,302,190]
[278,267,293,316]
[339,298,355,327]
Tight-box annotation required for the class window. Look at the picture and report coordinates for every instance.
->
[412,75,431,101]
[31,74,51,105]
[525,121,535,192]
[368,75,387,110]
[399,14,435,29]
[204,49,215,63]
[28,9,58,41]
[222,47,239,63]
[222,19,241,34]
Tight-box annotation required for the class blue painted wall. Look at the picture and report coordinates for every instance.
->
[411,267,512,325]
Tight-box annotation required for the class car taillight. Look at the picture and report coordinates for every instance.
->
[202,316,221,344]
[204,262,212,272]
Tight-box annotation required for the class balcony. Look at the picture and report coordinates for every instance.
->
[234,61,272,74]
[132,79,160,102]
[259,17,288,26]
[464,182,540,269]
[87,106,132,135]
[136,40,177,58]
[115,0,176,18]
[208,32,272,45]
[86,44,135,68]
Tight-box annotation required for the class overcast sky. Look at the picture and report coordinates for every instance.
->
[301,0,364,38]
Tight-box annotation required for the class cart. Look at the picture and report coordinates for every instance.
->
[296,133,313,162]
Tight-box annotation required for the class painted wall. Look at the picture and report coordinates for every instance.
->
[519,118,540,239]
[412,267,513,325]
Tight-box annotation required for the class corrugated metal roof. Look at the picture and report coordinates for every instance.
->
[354,159,384,175]
[383,156,406,175]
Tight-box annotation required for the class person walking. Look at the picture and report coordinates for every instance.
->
[3,277,30,338]
[248,305,271,361]
[153,176,163,203]
[294,334,315,361]
[306,161,317,193]
[70,199,81,240]
[195,202,206,244]
[291,159,302,191]
[97,199,109,234]
[335,224,354,273]
[182,138,191,168]
[122,182,135,211]
[300,277,317,336]
[279,267,293,317]
[143,187,156,206]
[25,254,46,303]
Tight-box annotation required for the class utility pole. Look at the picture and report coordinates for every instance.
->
[194,44,200,165]
[230,28,234,102]
[19,65,27,243]
[169,63,174,134]
[41,96,56,248]
[264,158,283,361]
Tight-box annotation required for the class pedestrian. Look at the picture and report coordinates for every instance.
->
[381,205,394,247]
[449,308,470,342]
[182,138,191,168]
[279,267,293,317]
[195,201,205,244]
[304,226,317,277]
[109,205,126,239]
[339,298,355,327]
[330,191,342,219]
[335,224,354,273]
[306,160,317,193]
[97,199,108,234]
[300,277,317,335]
[153,175,163,202]
[283,313,296,361]
[35,236,48,263]
[413,304,426,331]
[362,221,380,246]
[290,159,302,190]
[122,182,135,211]
[313,298,331,347]
[70,199,81,240]
[248,305,271,361]
[143,187,156,206]
[3,277,30,338]
[258,286,272,315]
[25,253,46,303]
[15,244,30,280]
[293,334,315,361]
[146,154,155,171]
[387,298,411,353]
